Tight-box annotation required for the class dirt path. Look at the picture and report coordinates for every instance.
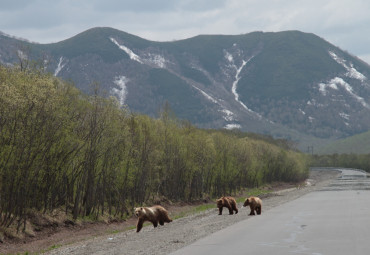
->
[0,170,340,255]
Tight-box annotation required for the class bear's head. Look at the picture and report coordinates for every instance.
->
[243,198,250,207]
[216,197,224,208]
[134,207,145,217]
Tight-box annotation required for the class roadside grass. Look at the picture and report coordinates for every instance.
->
[172,203,216,220]
[107,229,122,234]
[42,244,62,254]
[236,187,272,203]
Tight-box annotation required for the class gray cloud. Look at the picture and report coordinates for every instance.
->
[1,0,370,64]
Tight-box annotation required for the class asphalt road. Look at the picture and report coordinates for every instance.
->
[171,168,370,255]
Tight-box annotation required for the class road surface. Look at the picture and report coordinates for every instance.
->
[171,168,370,255]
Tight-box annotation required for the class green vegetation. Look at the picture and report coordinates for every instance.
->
[311,130,370,172]
[0,65,308,234]
[317,130,370,154]
[39,244,62,254]
[172,204,216,220]
[310,153,370,173]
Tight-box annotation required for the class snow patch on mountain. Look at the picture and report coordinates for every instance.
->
[307,99,325,108]
[225,51,234,63]
[224,123,241,130]
[112,76,129,106]
[143,53,166,68]
[54,57,66,76]
[339,112,350,120]
[318,79,338,96]
[229,55,262,118]
[221,109,235,121]
[191,85,218,104]
[191,84,236,121]
[17,50,27,61]
[329,51,366,82]
[318,77,370,109]
[110,37,143,64]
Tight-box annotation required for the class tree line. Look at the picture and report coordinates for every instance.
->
[0,65,308,232]
[310,153,370,172]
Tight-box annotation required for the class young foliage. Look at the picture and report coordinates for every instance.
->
[0,66,309,228]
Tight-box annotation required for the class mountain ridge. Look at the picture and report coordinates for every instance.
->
[1,27,370,151]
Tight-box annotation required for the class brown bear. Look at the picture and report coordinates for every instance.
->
[134,205,172,232]
[243,196,262,215]
[216,196,238,215]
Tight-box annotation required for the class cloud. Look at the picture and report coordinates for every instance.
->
[0,0,370,64]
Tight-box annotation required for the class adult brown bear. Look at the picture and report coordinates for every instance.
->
[134,205,172,232]
[243,196,262,215]
[216,196,238,215]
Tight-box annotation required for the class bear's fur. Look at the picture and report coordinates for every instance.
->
[134,205,172,232]
[243,196,262,215]
[216,196,238,215]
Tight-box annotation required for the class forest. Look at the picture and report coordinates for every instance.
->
[0,65,308,232]
[310,153,370,172]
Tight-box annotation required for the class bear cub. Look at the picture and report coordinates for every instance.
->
[134,205,172,232]
[243,196,262,215]
[216,196,238,215]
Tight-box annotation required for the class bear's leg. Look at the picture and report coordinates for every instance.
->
[233,204,238,214]
[136,219,144,232]
[249,206,255,215]
[228,207,234,215]
[256,206,261,215]
[159,220,164,225]
[219,207,223,215]
[152,220,158,228]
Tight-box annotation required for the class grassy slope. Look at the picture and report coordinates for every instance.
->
[317,130,370,154]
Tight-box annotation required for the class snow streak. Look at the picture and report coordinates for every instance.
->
[319,77,369,109]
[191,84,236,121]
[329,51,366,82]
[54,57,65,76]
[110,37,143,64]
[231,59,247,103]
[229,55,262,119]
[191,85,218,104]
[112,76,129,106]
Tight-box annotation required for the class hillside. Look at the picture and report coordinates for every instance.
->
[1,27,370,150]
[317,130,370,154]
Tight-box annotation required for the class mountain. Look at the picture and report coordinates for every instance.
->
[2,27,370,150]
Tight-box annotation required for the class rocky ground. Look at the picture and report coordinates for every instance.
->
[0,170,340,255]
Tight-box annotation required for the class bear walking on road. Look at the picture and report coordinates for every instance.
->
[216,196,238,215]
[134,205,172,232]
[243,196,262,215]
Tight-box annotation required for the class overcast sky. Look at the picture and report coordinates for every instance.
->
[1,0,370,64]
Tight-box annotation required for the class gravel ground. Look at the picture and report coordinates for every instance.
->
[43,170,340,255]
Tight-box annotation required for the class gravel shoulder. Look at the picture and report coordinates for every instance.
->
[1,170,340,255]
